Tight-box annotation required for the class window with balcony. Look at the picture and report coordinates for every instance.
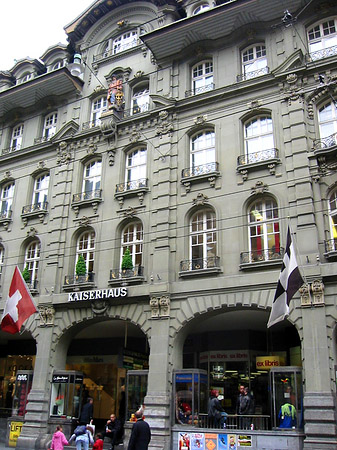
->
[240,44,268,81]
[113,29,139,55]
[76,230,95,278]
[0,182,15,220]
[90,96,107,128]
[24,240,40,290]
[244,198,281,263]
[116,147,147,194]
[0,245,4,284]
[326,189,337,254]
[308,18,337,61]
[131,85,149,115]
[180,209,219,273]
[314,100,337,150]
[243,116,275,164]
[10,124,24,151]
[32,174,49,211]
[42,112,57,140]
[189,60,214,96]
[83,160,101,201]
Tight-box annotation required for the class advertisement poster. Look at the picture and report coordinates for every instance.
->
[228,434,237,450]
[9,421,23,448]
[218,434,228,450]
[191,433,205,450]
[205,433,218,450]
[179,432,191,450]
[238,435,252,447]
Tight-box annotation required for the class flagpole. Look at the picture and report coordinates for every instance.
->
[287,218,308,285]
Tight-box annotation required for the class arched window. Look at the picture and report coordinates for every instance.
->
[241,44,267,80]
[190,209,217,269]
[328,190,337,250]
[244,116,274,163]
[24,240,41,288]
[0,182,15,218]
[91,96,107,127]
[125,148,147,189]
[318,100,337,146]
[76,231,95,275]
[82,160,101,199]
[190,130,215,174]
[248,198,280,261]
[193,3,210,15]
[121,221,143,268]
[113,30,138,54]
[132,85,149,115]
[33,173,49,210]
[308,18,337,60]
[11,124,24,151]
[192,60,213,95]
[43,112,58,140]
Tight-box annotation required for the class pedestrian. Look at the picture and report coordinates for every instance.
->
[79,397,94,425]
[208,389,226,428]
[50,425,68,450]
[236,385,251,429]
[127,410,151,450]
[93,433,104,450]
[69,424,94,450]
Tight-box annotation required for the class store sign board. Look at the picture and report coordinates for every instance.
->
[256,355,280,369]
[200,350,250,363]
[68,287,128,302]
[9,421,23,448]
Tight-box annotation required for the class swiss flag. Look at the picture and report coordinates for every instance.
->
[1,267,38,334]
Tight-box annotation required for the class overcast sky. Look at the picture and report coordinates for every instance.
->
[1,0,94,71]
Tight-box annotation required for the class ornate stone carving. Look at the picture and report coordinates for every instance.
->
[247,100,261,111]
[194,115,207,125]
[39,305,55,326]
[299,283,311,307]
[27,227,38,237]
[311,279,324,305]
[87,142,97,155]
[280,73,305,105]
[78,216,90,227]
[123,207,137,219]
[57,141,72,165]
[150,295,170,318]
[134,71,144,78]
[307,73,337,119]
[129,129,141,143]
[108,149,116,166]
[156,111,174,138]
[150,297,160,318]
[91,299,109,315]
[251,181,268,195]
[192,193,209,206]
[2,170,11,180]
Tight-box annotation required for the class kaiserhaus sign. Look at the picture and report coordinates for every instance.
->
[68,287,128,302]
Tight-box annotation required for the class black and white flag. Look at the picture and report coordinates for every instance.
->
[267,226,304,328]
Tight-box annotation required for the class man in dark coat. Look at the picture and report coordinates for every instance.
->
[79,397,93,425]
[102,413,123,448]
[127,410,151,450]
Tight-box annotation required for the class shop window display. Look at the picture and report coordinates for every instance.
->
[49,371,83,419]
[126,370,148,421]
[11,371,33,417]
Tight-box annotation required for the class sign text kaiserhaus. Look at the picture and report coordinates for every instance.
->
[68,287,128,302]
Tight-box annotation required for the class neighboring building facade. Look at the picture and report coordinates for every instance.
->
[0,0,337,449]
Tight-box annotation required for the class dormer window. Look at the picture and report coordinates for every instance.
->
[18,72,33,84]
[51,60,65,71]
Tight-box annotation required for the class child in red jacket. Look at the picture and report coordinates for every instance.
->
[92,433,103,450]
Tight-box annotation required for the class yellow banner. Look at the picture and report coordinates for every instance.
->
[9,421,23,448]
[256,356,280,370]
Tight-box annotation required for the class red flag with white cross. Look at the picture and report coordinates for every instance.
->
[1,266,38,334]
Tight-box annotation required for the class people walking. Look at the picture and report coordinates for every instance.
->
[127,410,151,450]
[50,425,69,450]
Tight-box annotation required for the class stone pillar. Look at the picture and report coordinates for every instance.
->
[144,315,171,450]
[16,326,54,450]
[301,293,337,450]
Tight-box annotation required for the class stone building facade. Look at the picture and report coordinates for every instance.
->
[0,0,337,449]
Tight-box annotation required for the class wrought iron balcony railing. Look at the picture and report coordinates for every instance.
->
[93,39,142,62]
[64,273,95,285]
[313,132,337,151]
[240,247,284,264]
[182,162,219,178]
[180,256,220,272]
[308,45,337,62]
[123,103,150,118]
[0,209,12,220]
[28,279,39,291]
[34,135,54,144]
[72,189,102,203]
[185,83,215,98]
[115,178,148,193]
[22,202,48,214]
[325,239,337,253]
[82,119,103,130]
[237,66,269,82]
[110,265,144,280]
[1,144,22,155]
[237,148,279,165]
